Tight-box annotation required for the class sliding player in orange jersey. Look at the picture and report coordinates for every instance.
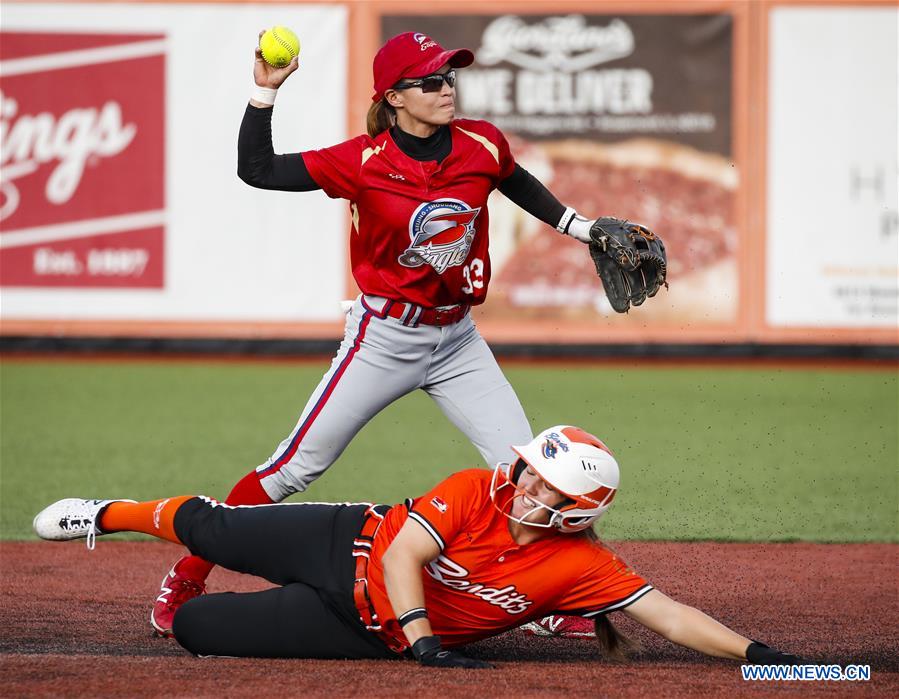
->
[34,426,800,667]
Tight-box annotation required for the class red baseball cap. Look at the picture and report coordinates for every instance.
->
[371,32,474,101]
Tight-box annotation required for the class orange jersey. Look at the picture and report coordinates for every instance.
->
[365,469,651,648]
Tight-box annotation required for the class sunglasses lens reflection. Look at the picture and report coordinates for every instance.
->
[421,71,455,92]
[394,70,456,93]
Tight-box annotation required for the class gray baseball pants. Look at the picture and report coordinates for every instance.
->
[256,295,533,501]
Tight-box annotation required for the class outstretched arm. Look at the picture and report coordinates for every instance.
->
[623,589,803,664]
[623,589,750,659]
[497,164,595,243]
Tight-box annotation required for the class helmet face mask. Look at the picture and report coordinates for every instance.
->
[489,461,563,529]
[489,426,620,533]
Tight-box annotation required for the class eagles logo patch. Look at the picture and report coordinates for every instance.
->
[398,199,481,274]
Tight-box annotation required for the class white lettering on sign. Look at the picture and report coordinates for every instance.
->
[87,248,149,276]
[457,69,515,115]
[476,15,634,72]
[461,68,652,117]
[460,16,653,118]
[33,247,82,275]
[516,69,652,115]
[0,91,137,221]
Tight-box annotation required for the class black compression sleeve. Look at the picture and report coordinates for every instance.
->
[237,104,320,192]
[497,163,566,228]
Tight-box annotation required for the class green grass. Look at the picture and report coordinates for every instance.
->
[1,358,896,542]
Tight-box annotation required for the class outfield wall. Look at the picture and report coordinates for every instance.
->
[1,0,896,346]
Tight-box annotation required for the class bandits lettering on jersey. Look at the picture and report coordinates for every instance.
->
[425,554,534,615]
[398,199,481,274]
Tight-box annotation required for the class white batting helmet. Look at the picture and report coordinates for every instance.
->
[490,425,620,533]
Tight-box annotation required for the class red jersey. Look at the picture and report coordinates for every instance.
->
[302,119,515,308]
[365,469,652,649]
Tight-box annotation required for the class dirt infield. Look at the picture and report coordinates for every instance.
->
[2,541,896,697]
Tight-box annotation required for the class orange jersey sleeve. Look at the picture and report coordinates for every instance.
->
[549,542,653,618]
[405,469,485,550]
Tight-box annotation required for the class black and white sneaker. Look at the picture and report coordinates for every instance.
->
[33,498,135,550]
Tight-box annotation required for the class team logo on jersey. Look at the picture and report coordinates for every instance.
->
[430,496,448,513]
[398,199,481,275]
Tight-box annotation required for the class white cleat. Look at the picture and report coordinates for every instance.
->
[33,498,135,550]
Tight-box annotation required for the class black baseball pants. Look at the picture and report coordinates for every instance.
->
[170,498,396,660]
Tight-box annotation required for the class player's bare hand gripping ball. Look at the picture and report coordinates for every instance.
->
[254,28,299,89]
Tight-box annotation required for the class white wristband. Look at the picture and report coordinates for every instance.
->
[555,206,577,234]
[250,85,278,106]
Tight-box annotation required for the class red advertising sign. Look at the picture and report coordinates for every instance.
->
[0,32,165,287]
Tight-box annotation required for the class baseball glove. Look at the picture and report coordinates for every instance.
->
[588,217,668,313]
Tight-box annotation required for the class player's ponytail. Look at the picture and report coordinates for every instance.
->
[366,99,396,137]
[587,529,641,661]
[594,615,640,661]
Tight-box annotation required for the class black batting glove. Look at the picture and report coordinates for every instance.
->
[411,635,493,669]
[746,641,805,665]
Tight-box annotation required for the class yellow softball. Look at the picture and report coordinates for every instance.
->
[260,26,300,68]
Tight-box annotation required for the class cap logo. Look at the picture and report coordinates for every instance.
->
[544,432,570,453]
[541,439,558,459]
[413,33,438,51]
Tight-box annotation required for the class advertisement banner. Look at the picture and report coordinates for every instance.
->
[382,13,738,329]
[766,6,898,329]
[1,3,349,323]
[1,31,165,287]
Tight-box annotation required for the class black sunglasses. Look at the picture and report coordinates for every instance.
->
[394,69,456,93]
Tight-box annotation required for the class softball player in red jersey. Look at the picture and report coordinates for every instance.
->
[35,426,802,667]
[149,31,609,635]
